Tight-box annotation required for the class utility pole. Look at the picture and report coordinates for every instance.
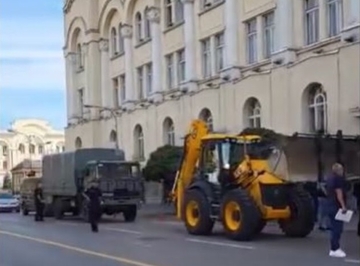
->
[84,104,121,153]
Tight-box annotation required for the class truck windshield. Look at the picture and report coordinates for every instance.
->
[96,163,139,178]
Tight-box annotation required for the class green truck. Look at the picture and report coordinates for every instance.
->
[42,148,144,222]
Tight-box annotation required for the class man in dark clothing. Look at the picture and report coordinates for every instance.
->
[83,182,102,232]
[34,182,45,222]
[353,182,360,236]
[326,163,347,258]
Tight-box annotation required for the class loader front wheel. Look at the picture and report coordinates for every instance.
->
[221,189,261,241]
[279,185,315,238]
[183,189,214,235]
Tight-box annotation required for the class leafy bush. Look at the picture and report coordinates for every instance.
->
[142,145,183,182]
[239,127,287,147]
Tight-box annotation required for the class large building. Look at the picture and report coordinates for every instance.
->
[0,119,65,187]
[64,0,360,162]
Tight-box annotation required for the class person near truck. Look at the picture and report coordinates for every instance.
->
[83,181,102,232]
[325,163,348,258]
[34,182,45,222]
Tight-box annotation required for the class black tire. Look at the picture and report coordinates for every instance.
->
[22,206,29,216]
[278,185,315,238]
[123,206,137,222]
[54,198,64,220]
[221,188,261,241]
[182,189,214,236]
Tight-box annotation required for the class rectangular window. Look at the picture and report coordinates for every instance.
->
[201,38,211,78]
[146,63,152,96]
[175,0,184,22]
[327,0,342,37]
[120,74,126,103]
[177,49,186,84]
[78,88,84,116]
[304,0,319,45]
[2,161,7,170]
[112,77,120,108]
[2,146,7,156]
[215,33,224,72]
[137,67,144,100]
[246,18,257,64]
[166,54,174,89]
[263,12,275,59]
[165,0,174,27]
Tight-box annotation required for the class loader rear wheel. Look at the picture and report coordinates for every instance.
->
[183,189,214,235]
[221,189,261,241]
[278,185,315,238]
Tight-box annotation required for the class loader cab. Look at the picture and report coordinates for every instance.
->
[199,135,245,185]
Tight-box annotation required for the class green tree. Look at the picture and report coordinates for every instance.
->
[239,127,287,147]
[2,175,12,190]
[142,145,183,182]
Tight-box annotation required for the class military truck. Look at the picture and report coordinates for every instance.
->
[42,148,144,222]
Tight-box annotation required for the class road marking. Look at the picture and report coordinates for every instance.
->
[104,227,142,235]
[0,230,159,266]
[345,259,360,264]
[186,238,255,250]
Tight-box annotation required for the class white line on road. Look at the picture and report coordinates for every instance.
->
[186,238,255,250]
[345,259,360,264]
[104,227,142,235]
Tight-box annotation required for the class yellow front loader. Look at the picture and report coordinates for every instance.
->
[171,120,315,241]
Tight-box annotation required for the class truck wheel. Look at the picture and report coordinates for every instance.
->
[123,206,137,222]
[22,206,29,216]
[278,185,315,238]
[254,219,267,234]
[221,188,261,241]
[182,189,214,236]
[54,199,64,220]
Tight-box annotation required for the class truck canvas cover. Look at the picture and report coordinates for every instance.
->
[42,148,125,197]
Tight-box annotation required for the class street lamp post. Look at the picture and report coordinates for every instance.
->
[84,104,120,151]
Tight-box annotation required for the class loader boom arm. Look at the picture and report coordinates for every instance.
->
[172,119,209,219]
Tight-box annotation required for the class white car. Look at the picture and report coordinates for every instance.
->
[0,192,20,213]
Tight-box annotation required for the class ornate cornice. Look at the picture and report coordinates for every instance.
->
[64,0,75,14]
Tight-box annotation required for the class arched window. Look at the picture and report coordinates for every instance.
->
[110,27,118,56]
[135,12,143,42]
[163,118,175,146]
[29,144,36,154]
[110,130,117,148]
[118,23,124,54]
[76,43,83,69]
[134,125,144,160]
[18,144,25,154]
[244,98,262,128]
[199,108,213,132]
[308,84,327,133]
[144,8,151,39]
[75,137,82,149]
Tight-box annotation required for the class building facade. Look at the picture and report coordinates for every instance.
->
[63,0,360,162]
[0,119,65,187]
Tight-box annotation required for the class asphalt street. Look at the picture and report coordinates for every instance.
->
[0,208,359,266]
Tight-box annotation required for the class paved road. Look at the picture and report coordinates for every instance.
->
[0,209,359,266]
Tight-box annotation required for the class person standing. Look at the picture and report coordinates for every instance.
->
[326,163,348,258]
[83,182,102,232]
[34,182,45,222]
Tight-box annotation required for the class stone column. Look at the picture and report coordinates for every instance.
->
[99,39,111,117]
[121,24,135,111]
[342,0,360,41]
[64,52,77,123]
[271,0,296,65]
[220,0,241,81]
[180,0,197,92]
[147,6,163,103]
